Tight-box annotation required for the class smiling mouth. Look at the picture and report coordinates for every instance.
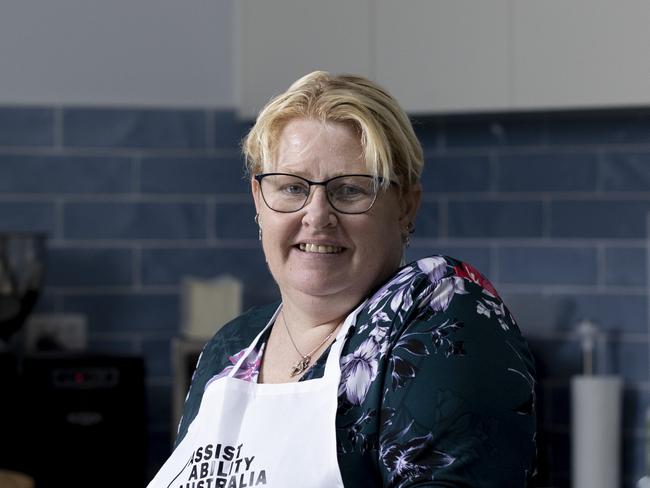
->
[298,243,344,254]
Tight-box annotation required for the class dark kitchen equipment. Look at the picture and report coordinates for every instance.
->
[20,354,148,487]
[0,233,47,477]
[0,232,47,347]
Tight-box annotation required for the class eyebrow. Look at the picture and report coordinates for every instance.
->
[270,165,369,178]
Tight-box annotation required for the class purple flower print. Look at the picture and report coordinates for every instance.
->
[367,266,418,316]
[428,319,466,358]
[206,345,264,388]
[417,256,448,285]
[380,421,455,486]
[339,336,381,405]
[419,276,467,313]
[477,295,510,331]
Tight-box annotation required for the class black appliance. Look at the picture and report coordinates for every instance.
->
[17,354,147,488]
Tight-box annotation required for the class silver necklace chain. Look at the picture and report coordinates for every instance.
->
[281,311,337,377]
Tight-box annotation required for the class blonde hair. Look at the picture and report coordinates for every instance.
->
[242,71,423,192]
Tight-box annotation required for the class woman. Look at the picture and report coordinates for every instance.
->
[148,72,536,487]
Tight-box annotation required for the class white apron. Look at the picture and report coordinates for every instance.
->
[148,304,363,488]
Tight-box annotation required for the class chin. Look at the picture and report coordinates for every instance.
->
[273,254,401,302]
[288,276,351,298]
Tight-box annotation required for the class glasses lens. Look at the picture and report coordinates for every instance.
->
[259,174,381,214]
[260,174,310,212]
[327,176,379,213]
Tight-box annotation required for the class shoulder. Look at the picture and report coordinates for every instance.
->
[341,254,524,405]
[387,255,535,404]
[359,254,504,332]
[201,302,278,360]
[359,254,534,385]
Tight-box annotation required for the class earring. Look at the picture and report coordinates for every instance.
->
[254,213,262,241]
[402,222,415,248]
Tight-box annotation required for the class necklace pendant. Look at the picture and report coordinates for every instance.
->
[291,356,311,377]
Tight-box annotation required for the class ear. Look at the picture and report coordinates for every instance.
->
[251,176,263,214]
[399,183,421,228]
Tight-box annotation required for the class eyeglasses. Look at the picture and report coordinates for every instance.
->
[254,173,387,214]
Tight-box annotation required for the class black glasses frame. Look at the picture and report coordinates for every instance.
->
[254,172,387,214]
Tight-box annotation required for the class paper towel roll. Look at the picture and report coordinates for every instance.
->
[181,275,242,340]
[571,375,622,488]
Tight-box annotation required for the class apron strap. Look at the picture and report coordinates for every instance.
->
[321,299,367,378]
[228,305,281,377]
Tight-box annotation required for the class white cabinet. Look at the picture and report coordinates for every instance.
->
[236,0,372,118]
[236,0,650,116]
[375,0,510,114]
[512,0,650,110]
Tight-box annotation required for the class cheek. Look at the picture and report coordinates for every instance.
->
[356,219,403,256]
[368,205,403,240]
[260,213,297,253]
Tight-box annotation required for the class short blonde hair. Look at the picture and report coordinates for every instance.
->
[242,71,423,192]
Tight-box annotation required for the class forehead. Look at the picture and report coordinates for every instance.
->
[268,118,370,175]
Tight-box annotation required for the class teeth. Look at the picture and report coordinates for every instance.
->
[299,243,343,254]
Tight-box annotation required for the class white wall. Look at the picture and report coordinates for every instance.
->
[0,0,234,107]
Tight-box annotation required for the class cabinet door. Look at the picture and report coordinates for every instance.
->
[513,0,650,109]
[375,0,510,114]
[236,0,372,119]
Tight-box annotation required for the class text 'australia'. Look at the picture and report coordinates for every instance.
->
[178,443,267,487]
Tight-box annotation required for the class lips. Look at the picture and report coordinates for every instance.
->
[298,243,344,254]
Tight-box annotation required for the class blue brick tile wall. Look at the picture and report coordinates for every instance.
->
[507,292,647,338]
[551,199,650,239]
[0,155,133,193]
[212,111,253,150]
[408,245,491,274]
[0,107,54,146]
[62,293,180,334]
[1,106,649,486]
[602,152,650,191]
[63,108,208,148]
[46,248,134,287]
[447,199,544,238]
[497,153,598,192]
[499,246,598,285]
[140,156,248,194]
[214,201,259,239]
[442,115,546,147]
[546,111,650,145]
[141,247,270,287]
[606,247,647,287]
[0,202,57,234]
[551,199,650,238]
[64,201,209,240]
[413,200,439,238]
[616,341,649,383]
[421,155,491,192]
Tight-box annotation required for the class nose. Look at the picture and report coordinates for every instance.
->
[302,186,337,228]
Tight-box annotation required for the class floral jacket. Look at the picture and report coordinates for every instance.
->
[176,255,537,487]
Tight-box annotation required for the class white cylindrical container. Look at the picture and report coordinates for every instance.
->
[571,375,622,488]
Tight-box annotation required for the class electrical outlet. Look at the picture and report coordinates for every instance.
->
[25,314,88,352]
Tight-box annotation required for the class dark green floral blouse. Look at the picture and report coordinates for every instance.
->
[176,255,537,487]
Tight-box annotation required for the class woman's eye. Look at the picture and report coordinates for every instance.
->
[337,185,365,197]
[282,184,308,195]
